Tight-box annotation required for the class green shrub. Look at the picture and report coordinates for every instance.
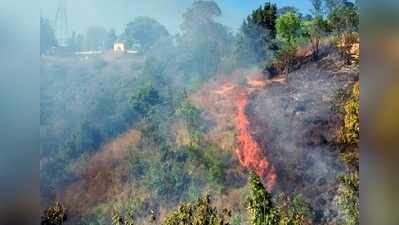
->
[162,194,231,225]
[337,173,359,225]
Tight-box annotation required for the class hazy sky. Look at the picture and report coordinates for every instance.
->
[40,0,312,35]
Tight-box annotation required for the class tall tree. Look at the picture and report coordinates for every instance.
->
[310,0,324,17]
[178,0,231,80]
[247,172,278,225]
[123,17,169,51]
[238,2,278,66]
[324,0,344,14]
[40,17,57,55]
[274,11,303,74]
[182,0,221,30]
[278,6,301,18]
[303,16,329,59]
[243,2,278,39]
[328,3,359,35]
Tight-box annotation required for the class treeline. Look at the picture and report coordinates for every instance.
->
[237,0,359,75]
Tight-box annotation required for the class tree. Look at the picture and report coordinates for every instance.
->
[328,3,359,35]
[274,11,303,74]
[310,0,324,18]
[324,0,344,14]
[128,85,162,118]
[276,12,302,46]
[182,0,222,29]
[243,3,278,39]
[162,194,231,225]
[247,172,279,225]
[328,3,359,64]
[274,194,313,225]
[246,172,313,225]
[40,17,57,55]
[238,2,278,66]
[178,1,231,80]
[303,16,328,59]
[41,202,67,225]
[123,17,169,51]
[278,6,301,18]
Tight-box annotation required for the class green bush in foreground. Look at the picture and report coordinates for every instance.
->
[162,194,231,225]
[337,173,359,225]
[246,172,312,225]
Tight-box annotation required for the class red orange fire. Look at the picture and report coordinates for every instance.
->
[235,92,277,191]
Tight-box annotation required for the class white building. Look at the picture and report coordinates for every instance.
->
[113,42,125,52]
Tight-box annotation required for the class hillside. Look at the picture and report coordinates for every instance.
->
[40,1,360,225]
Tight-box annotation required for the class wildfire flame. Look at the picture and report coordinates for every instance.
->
[235,92,277,191]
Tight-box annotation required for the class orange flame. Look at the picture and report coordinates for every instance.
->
[235,92,277,191]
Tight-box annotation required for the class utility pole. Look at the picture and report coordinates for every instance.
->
[55,0,69,47]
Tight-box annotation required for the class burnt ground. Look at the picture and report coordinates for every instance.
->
[248,51,359,224]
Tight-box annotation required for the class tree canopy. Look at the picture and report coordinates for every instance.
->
[276,12,302,45]
[182,0,222,29]
[123,17,169,51]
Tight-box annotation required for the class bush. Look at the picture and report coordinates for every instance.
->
[41,202,67,225]
[338,82,359,145]
[337,173,359,225]
[162,194,231,225]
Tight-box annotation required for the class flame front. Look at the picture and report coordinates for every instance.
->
[235,92,277,191]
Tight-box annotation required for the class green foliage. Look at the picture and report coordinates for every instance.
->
[238,2,278,66]
[41,202,67,225]
[123,17,169,50]
[336,82,359,225]
[178,1,232,82]
[176,100,206,144]
[243,3,278,39]
[324,0,344,15]
[162,194,231,225]
[273,11,305,74]
[128,85,162,117]
[274,194,313,225]
[310,0,324,18]
[276,12,302,46]
[328,3,359,35]
[302,16,329,58]
[246,173,312,225]
[337,173,359,225]
[143,159,192,200]
[246,172,279,225]
[112,210,135,225]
